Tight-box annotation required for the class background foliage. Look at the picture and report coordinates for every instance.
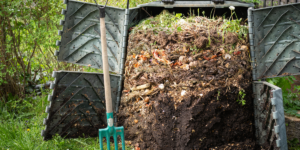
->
[0,0,155,101]
[1,0,72,101]
[267,76,300,118]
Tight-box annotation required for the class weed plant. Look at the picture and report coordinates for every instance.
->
[0,90,132,150]
[237,89,246,106]
[288,138,300,150]
[130,7,248,38]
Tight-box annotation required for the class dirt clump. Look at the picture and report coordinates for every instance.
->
[118,12,257,149]
[225,32,239,44]
[195,36,208,49]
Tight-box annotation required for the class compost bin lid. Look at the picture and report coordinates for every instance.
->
[55,0,127,74]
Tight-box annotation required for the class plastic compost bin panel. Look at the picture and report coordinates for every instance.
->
[253,81,288,150]
[137,1,254,8]
[41,71,121,140]
[56,0,125,74]
[250,3,300,80]
[128,8,139,27]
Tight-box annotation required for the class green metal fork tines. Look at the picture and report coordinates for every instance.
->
[99,112,125,150]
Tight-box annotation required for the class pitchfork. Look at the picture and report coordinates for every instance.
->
[93,0,126,149]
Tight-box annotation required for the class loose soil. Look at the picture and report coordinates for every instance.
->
[118,13,259,149]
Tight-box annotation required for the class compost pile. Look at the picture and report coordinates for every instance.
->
[118,11,258,149]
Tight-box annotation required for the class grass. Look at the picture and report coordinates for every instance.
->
[0,90,132,150]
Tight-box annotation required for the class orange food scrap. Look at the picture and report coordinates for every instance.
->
[160,50,167,57]
[172,60,182,66]
[152,59,159,65]
[211,55,217,59]
[152,50,159,58]
[140,55,147,61]
[152,49,171,64]
[203,56,210,61]
[234,51,241,55]
[135,147,140,150]
[144,97,150,103]
[134,63,140,68]
[123,90,130,93]
[134,119,138,124]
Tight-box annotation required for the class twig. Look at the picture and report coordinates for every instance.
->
[141,7,152,18]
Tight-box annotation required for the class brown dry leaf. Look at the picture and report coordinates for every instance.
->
[240,45,249,51]
[179,56,188,64]
[144,51,150,58]
[220,48,225,54]
[136,97,141,101]
[189,61,200,68]
[183,46,189,53]
[180,64,189,70]
[225,63,229,68]
[125,141,132,145]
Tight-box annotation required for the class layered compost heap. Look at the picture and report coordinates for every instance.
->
[118,11,258,149]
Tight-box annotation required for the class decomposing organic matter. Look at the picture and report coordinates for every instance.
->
[118,11,257,149]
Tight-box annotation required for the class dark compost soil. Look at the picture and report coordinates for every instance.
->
[119,85,257,150]
[117,15,259,149]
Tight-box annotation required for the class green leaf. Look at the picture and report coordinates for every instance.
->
[175,13,182,18]
[144,19,151,25]
[177,27,182,32]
